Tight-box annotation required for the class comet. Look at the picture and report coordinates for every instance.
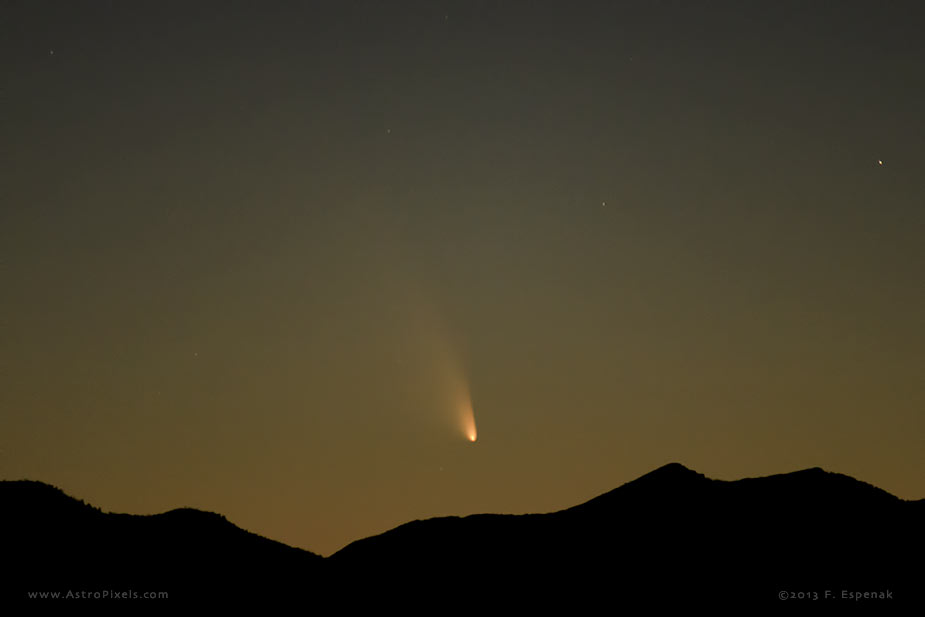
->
[395,286,479,443]
[466,419,478,442]
[459,389,478,443]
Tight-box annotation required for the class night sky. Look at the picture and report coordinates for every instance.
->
[3,1,923,556]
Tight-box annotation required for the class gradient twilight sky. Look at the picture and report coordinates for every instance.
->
[2,1,923,556]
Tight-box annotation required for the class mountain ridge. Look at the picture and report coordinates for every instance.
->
[2,465,921,607]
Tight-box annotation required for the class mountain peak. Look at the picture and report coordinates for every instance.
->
[793,466,827,475]
[647,461,697,475]
[564,462,708,515]
[628,461,706,486]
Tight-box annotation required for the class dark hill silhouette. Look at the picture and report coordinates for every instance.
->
[2,465,922,608]
[0,480,323,604]
[328,463,923,609]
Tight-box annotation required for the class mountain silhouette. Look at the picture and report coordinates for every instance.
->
[3,465,921,608]
[329,463,922,609]
[0,480,323,604]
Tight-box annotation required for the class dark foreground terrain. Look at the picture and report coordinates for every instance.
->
[3,463,921,609]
